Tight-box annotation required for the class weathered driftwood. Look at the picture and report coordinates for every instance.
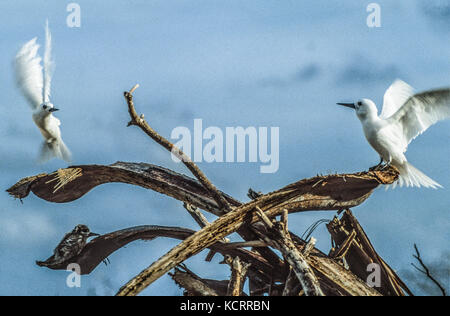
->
[226,256,250,296]
[7,163,283,274]
[6,162,399,294]
[302,237,317,257]
[183,202,211,228]
[327,210,413,296]
[7,161,396,279]
[282,237,317,296]
[169,265,228,296]
[6,162,238,216]
[124,84,287,293]
[254,208,324,296]
[9,164,397,295]
[114,167,397,296]
[33,221,382,296]
[35,225,194,274]
[6,162,398,217]
[9,84,405,296]
[35,225,277,281]
[282,268,302,296]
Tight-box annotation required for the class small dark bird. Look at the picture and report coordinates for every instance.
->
[36,224,99,268]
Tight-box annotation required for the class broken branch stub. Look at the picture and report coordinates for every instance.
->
[169,266,228,296]
[254,208,324,296]
[327,210,413,296]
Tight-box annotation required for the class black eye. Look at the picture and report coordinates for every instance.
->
[43,105,47,110]
[357,101,362,106]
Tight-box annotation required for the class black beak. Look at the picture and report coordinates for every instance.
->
[49,108,59,112]
[337,102,356,109]
[89,232,100,237]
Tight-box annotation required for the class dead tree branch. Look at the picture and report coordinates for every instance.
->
[412,244,446,296]
[282,237,316,296]
[7,162,398,296]
[115,174,394,296]
[183,202,229,260]
[254,207,324,296]
[35,224,274,281]
[183,202,210,228]
[282,268,302,296]
[327,210,413,296]
[7,163,398,216]
[302,237,317,257]
[124,85,231,213]
[169,265,227,296]
[5,82,413,297]
[9,165,396,295]
[226,256,250,296]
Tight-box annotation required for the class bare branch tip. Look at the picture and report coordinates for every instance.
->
[129,84,140,94]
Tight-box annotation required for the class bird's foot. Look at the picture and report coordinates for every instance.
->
[369,164,382,171]
[369,163,390,171]
[369,158,384,171]
[370,164,391,172]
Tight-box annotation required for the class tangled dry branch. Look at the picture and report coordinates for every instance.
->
[7,84,414,297]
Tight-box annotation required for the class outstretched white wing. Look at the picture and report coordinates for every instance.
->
[380,79,415,119]
[15,38,44,109]
[43,19,53,103]
[388,88,450,152]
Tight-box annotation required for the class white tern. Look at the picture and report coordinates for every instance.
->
[338,79,450,189]
[14,20,71,163]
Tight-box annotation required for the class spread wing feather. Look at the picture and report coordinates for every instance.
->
[43,19,53,103]
[387,88,450,151]
[380,79,415,119]
[15,38,44,109]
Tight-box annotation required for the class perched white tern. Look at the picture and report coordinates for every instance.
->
[338,79,450,189]
[15,21,71,163]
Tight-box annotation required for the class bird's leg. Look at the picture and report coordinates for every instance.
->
[380,160,391,171]
[369,157,384,171]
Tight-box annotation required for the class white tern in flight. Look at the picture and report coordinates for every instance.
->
[338,79,450,189]
[15,20,71,163]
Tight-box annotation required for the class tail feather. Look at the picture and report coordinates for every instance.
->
[393,162,442,189]
[59,140,72,163]
[43,19,53,103]
[39,139,72,163]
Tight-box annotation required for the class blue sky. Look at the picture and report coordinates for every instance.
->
[0,0,448,295]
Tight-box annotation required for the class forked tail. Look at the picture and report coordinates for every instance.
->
[39,139,72,163]
[392,162,442,189]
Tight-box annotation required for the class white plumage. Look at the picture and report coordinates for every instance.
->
[43,19,53,104]
[338,79,450,189]
[15,20,71,163]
